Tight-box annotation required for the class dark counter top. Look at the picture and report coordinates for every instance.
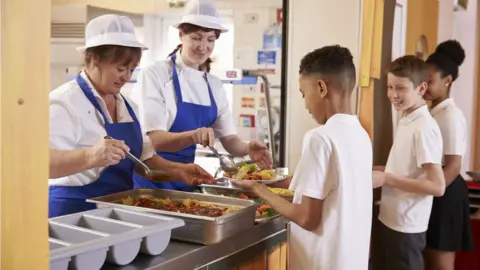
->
[102,217,288,270]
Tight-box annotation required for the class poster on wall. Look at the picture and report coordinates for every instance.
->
[257,50,277,65]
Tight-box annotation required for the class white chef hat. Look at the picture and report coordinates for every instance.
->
[173,0,228,33]
[76,14,148,52]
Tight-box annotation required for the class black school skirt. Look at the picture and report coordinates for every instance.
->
[426,174,474,251]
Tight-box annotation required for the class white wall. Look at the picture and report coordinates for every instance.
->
[452,1,478,176]
[285,0,362,169]
[437,0,478,176]
[437,0,454,41]
[230,6,282,142]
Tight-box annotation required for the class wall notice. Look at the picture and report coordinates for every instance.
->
[257,50,277,65]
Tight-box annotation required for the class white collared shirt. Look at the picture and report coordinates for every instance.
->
[49,71,155,186]
[127,51,236,138]
[430,98,467,158]
[288,114,373,270]
[379,105,443,233]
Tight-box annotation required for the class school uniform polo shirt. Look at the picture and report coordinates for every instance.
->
[430,98,467,158]
[379,105,443,233]
[288,114,373,270]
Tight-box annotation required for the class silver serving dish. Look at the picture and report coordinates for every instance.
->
[87,189,256,245]
[201,186,293,201]
[200,186,293,223]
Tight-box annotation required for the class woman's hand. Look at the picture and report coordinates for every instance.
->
[86,138,130,168]
[191,127,215,147]
[172,163,215,186]
[247,141,273,169]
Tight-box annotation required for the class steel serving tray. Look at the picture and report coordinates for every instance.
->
[87,189,257,245]
[200,186,293,223]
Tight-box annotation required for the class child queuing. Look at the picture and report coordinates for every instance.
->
[232,40,472,270]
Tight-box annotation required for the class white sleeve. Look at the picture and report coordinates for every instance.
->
[140,136,156,161]
[289,131,334,200]
[441,113,467,156]
[50,101,79,150]
[125,96,156,161]
[132,66,169,132]
[415,124,443,167]
[211,84,237,138]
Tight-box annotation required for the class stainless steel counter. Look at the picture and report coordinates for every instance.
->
[102,217,288,270]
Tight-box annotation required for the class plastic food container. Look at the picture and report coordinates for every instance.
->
[48,207,185,270]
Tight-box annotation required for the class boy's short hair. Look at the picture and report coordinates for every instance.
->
[299,45,356,93]
[388,55,428,87]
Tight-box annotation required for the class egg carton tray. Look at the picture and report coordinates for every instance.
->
[49,207,185,270]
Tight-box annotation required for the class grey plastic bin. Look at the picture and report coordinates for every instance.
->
[49,207,185,270]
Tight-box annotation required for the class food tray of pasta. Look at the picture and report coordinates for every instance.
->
[87,189,257,245]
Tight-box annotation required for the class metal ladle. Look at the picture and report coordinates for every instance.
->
[104,136,152,177]
[208,146,238,175]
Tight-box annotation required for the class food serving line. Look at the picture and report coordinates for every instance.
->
[48,165,291,270]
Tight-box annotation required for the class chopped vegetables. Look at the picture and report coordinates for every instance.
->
[236,193,278,219]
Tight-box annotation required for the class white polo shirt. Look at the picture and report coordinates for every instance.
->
[430,98,467,158]
[379,105,443,233]
[49,71,155,186]
[128,51,236,138]
[288,114,373,270]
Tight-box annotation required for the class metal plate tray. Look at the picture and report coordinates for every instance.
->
[200,186,293,223]
[87,189,257,245]
[201,185,293,201]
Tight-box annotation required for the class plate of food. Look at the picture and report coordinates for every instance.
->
[222,163,288,184]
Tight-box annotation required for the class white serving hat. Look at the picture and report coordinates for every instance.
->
[76,14,148,52]
[173,0,228,33]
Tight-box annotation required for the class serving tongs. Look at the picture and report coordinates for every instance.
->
[104,136,152,177]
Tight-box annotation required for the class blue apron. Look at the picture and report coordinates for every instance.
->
[133,54,218,191]
[48,74,143,218]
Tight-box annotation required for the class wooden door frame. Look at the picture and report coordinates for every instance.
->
[0,0,50,269]
[473,1,480,172]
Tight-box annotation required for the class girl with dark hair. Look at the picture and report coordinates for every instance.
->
[424,40,474,270]
[130,0,272,192]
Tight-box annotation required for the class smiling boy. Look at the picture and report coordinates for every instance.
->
[371,55,445,270]
[232,45,373,270]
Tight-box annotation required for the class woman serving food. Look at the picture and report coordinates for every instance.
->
[129,0,272,192]
[48,14,214,218]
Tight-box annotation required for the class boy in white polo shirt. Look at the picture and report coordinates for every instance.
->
[371,55,446,270]
[232,45,373,270]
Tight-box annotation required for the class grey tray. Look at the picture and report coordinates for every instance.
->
[49,207,185,270]
[201,185,293,201]
[87,189,257,245]
[467,171,480,183]
[200,186,292,223]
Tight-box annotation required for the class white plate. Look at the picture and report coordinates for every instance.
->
[226,173,288,184]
